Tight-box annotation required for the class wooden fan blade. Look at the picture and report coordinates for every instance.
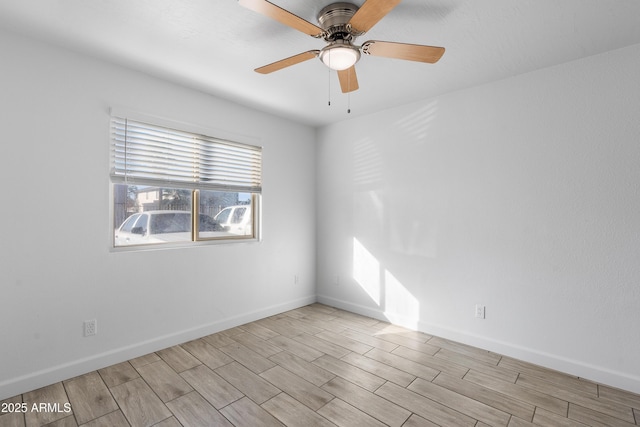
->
[255,50,319,74]
[362,40,445,63]
[348,0,402,34]
[239,0,324,37]
[338,66,359,93]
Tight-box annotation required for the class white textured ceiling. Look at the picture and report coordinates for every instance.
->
[2,0,640,127]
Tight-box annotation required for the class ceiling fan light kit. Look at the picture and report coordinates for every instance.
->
[239,0,445,93]
[320,41,361,70]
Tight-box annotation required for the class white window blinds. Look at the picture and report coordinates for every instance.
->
[111,117,262,193]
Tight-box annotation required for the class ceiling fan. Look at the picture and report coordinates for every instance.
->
[238,0,445,93]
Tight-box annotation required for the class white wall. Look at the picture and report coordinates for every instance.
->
[317,43,640,393]
[0,30,317,399]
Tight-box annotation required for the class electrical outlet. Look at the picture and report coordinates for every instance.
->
[334,275,340,286]
[294,274,299,284]
[84,319,97,336]
[475,305,486,319]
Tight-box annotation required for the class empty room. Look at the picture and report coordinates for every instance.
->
[1,0,639,426]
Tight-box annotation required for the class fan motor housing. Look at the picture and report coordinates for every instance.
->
[318,2,358,42]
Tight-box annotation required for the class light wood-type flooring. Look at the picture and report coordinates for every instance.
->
[1,303,639,426]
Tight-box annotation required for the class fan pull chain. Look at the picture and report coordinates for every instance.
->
[347,71,351,114]
[328,66,331,106]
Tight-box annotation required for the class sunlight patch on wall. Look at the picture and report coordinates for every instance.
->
[384,269,419,329]
[353,237,381,306]
[353,136,383,188]
[394,99,439,141]
[352,237,421,329]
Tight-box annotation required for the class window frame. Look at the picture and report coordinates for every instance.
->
[192,190,259,243]
[110,109,262,249]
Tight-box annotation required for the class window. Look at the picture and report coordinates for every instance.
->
[111,115,261,247]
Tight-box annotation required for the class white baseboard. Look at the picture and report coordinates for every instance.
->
[0,295,316,400]
[317,294,640,394]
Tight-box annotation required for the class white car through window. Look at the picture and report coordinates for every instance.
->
[114,211,223,246]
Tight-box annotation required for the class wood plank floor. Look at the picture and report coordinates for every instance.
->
[2,303,639,427]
